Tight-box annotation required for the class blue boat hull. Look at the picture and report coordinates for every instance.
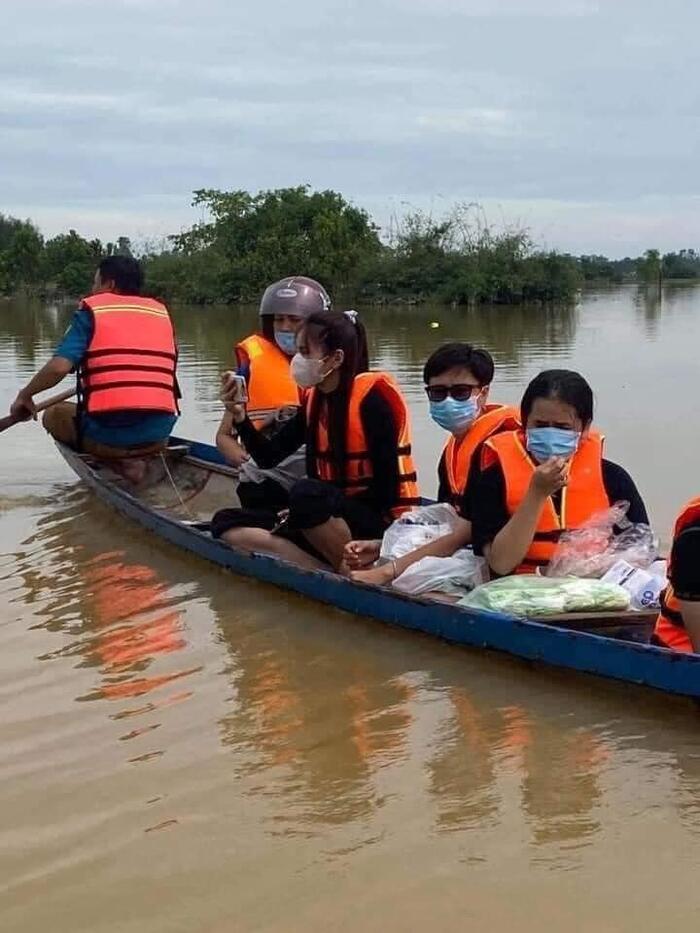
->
[55,438,700,699]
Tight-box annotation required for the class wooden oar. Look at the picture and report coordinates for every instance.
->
[0,388,76,434]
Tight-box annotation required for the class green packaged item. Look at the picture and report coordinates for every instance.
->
[459,575,630,617]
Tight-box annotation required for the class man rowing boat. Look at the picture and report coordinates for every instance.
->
[10,256,180,459]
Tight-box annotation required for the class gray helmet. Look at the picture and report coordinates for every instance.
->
[259,276,332,318]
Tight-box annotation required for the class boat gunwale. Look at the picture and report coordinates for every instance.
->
[55,438,700,700]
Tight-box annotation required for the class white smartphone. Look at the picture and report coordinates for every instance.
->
[222,371,248,403]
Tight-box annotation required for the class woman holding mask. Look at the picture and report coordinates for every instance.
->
[212,311,420,571]
[472,369,648,577]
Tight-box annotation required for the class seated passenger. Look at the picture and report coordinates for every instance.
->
[211,311,420,570]
[472,369,648,576]
[344,343,519,585]
[653,500,700,653]
[10,256,179,459]
[216,276,331,512]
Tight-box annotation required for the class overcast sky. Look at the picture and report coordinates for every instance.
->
[2,0,698,256]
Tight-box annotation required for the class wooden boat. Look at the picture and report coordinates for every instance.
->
[55,437,700,699]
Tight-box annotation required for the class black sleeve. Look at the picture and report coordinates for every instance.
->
[471,464,510,556]
[437,451,449,503]
[359,387,401,514]
[237,409,306,468]
[601,460,649,525]
[470,458,649,559]
[457,445,485,521]
[670,524,700,600]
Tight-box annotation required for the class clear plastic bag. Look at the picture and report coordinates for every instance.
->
[391,549,488,596]
[380,503,462,561]
[544,501,658,579]
[459,575,630,617]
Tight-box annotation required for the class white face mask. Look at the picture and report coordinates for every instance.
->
[290,353,329,388]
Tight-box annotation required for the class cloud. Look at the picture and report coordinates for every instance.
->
[382,0,601,14]
[1,0,698,255]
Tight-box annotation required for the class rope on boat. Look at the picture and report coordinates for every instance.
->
[158,452,196,520]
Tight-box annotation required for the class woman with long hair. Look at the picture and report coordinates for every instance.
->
[212,311,420,570]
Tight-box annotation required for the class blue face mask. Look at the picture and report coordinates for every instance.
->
[526,426,580,462]
[274,329,297,356]
[429,396,479,435]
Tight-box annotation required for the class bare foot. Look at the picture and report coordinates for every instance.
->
[112,458,148,485]
[351,562,394,587]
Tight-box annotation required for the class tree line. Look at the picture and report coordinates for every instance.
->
[2,187,698,306]
[578,248,700,284]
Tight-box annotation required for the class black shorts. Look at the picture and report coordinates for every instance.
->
[286,478,388,539]
[209,505,327,563]
[237,478,290,513]
[211,478,388,542]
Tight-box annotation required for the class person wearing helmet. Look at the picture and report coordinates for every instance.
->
[216,276,332,511]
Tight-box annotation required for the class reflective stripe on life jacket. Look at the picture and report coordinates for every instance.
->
[306,371,420,519]
[481,430,608,574]
[443,404,521,511]
[235,334,301,429]
[653,497,700,653]
[79,292,178,415]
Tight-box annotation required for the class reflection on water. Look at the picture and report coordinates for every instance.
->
[3,289,700,930]
[20,493,197,706]
[427,691,606,853]
[521,722,604,850]
[427,689,503,833]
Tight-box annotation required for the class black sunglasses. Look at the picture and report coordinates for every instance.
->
[425,383,481,402]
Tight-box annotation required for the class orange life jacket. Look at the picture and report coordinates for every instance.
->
[443,404,521,511]
[79,292,178,415]
[481,430,608,573]
[305,371,420,519]
[653,497,700,653]
[235,334,301,428]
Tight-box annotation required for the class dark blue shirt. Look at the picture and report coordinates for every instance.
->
[55,307,177,446]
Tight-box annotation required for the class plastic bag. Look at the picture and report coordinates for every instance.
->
[380,503,462,561]
[544,501,658,579]
[459,575,630,617]
[391,549,488,596]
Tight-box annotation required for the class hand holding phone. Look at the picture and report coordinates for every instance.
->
[220,373,248,424]
[221,371,248,404]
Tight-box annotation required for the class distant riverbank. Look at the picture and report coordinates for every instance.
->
[3,187,699,307]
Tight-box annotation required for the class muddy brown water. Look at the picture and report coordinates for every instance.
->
[1,288,699,932]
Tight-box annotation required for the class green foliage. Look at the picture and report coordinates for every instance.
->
[661,249,700,279]
[168,186,382,302]
[358,205,580,305]
[637,249,662,284]
[0,215,44,294]
[521,251,582,302]
[2,189,699,305]
[0,219,102,297]
[144,248,231,304]
[43,230,103,296]
[579,254,620,283]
